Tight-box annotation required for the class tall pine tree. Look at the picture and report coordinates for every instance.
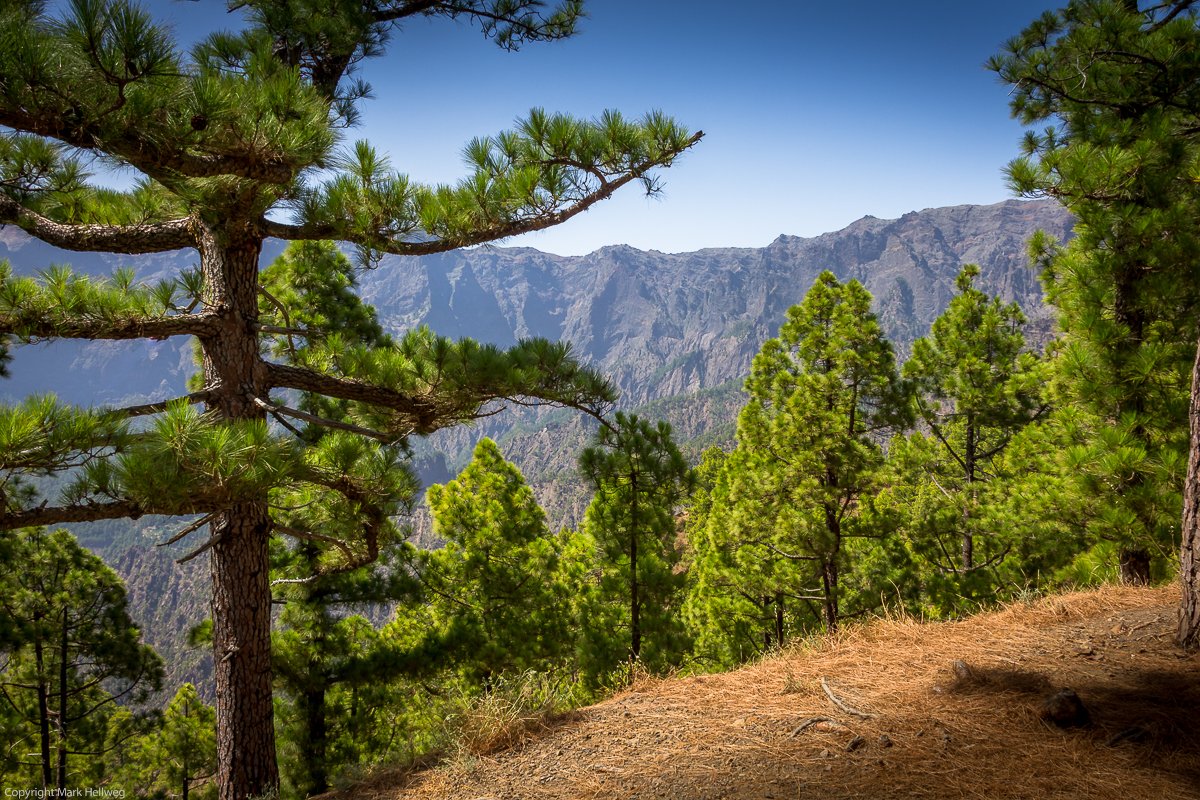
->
[723,272,909,634]
[577,413,694,684]
[991,2,1200,632]
[0,2,700,795]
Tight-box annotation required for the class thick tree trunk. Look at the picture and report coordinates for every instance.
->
[1118,548,1152,586]
[1178,327,1200,652]
[197,224,278,800]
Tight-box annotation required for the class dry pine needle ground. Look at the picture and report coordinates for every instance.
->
[325,584,1200,800]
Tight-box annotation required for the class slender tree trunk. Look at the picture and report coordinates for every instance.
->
[774,591,784,648]
[962,416,976,572]
[762,595,772,650]
[820,560,838,635]
[198,225,278,800]
[630,475,640,662]
[305,687,329,795]
[34,639,51,789]
[1178,326,1200,651]
[56,608,67,791]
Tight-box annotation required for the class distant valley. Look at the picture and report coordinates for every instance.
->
[0,198,1073,698]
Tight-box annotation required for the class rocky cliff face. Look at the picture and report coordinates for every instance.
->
[357,199,1071,405]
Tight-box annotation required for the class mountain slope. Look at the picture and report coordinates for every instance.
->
[330,584,1198,800]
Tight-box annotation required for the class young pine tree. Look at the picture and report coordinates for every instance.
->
[0,3,699,795]
[722,272,910,635]
[423,438,575,684]
[577,414,695,685]
[0,527,163,791]
[112,683,218,800]
[895,264,1045,602]
[991,2,1200,638]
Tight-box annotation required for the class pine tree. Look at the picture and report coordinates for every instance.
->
[577,413,695,684]
[114,683,218,800]
[683,447,787,666]
[898,264,1044,581]
[0,2,700,795]
[723,272,909,634]
[423,438,574,685]
[991,2,1200,632]
[0,527,163,791]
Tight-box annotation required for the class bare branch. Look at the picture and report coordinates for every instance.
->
[821,677,877,719]
[157,512,218,547]
[271,523,356,563]
[176,532,223,564]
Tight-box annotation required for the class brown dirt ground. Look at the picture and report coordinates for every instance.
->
[330,584,1200,800]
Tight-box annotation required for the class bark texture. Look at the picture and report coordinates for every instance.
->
[1178,325,1200,652]
[197,222,279,799]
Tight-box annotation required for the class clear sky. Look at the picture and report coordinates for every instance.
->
[135,1,1056,256]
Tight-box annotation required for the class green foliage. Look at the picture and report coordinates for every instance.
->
[990,0,1200,580]
[693,272,911,646]
[424,438,575,683]
[0,527,163,790]
[110,683,218,800]
[893,264,1046,604]
[576,413,695,685]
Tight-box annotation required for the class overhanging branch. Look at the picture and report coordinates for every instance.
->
[0,195,196,254]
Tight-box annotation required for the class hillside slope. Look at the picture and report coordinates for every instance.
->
[334,584,1198,800]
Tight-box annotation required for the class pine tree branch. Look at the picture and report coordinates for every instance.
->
[120,391,215,418]
[252,398,405,444]
[265,363,444,431]
[260,131,703,253]
[0,498,226,530]
[0,312,219,341]
[0,195,195,254]
[0,111,297,186]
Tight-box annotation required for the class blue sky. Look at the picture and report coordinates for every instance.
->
[142,1,1056,255]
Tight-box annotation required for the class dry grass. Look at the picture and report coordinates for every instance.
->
[328,583,1200,799]
[444,671,584,758]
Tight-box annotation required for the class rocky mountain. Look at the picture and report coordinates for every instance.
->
[360,198,1071,407]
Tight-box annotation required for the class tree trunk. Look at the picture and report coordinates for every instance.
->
[198,225,278,800]
[774,591,784,648]
[56,607,67,792]
[1118,548,1151,586]
[1178,325,1200,651]
[305,687,329,795]
[820,561,838,635]
[34,639,51,788]
[630,474,640,662]
[762,595,773,650]
[962,415,976,572]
